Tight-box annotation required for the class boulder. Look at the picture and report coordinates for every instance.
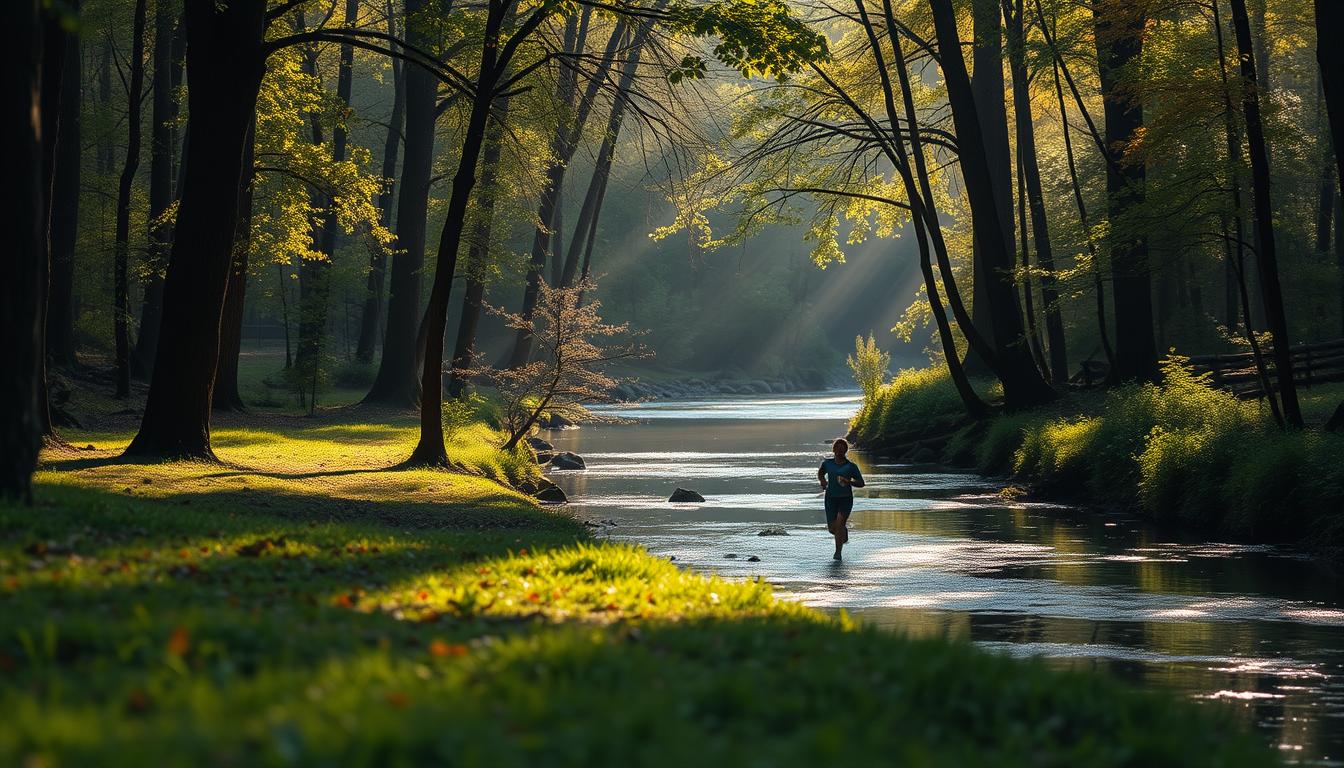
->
[535,485,568,504]
[757,527,788,536]
[549,452,586,470]
[746,555,761,562]
[535,452,554,465]
[526,436,554,452]
[668,487,705,503]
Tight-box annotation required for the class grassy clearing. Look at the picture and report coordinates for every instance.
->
[2,417,1274,765]
[859,362,1344,544]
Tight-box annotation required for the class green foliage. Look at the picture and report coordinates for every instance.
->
[442,392,487,443]
[666,0,829,80]
[847,332,891,405]
[850,367,989,445]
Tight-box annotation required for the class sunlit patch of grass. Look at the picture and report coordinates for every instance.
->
[39,412,543,515]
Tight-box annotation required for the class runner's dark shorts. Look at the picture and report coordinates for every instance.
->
[824,495,854,524]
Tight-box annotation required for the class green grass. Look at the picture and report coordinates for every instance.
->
[1,417,1275,765]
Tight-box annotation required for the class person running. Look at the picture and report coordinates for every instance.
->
[817,437,864,560]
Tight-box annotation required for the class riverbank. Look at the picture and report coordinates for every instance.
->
[849,362,1344,548]
[2,411,1274,765]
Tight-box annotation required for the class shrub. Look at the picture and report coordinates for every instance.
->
[443,393,486,443]
[850,367,969,445]
[974,413,1037,473]
[847,332,891,405]
[1015,417,1099,493]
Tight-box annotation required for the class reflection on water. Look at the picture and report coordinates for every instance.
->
[547,392,1344,764]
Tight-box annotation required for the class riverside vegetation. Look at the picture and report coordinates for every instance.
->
[849,358,1344,546]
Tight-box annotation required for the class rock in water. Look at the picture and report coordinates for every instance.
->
[758,527,788,536]
[668,488,705,503]
[526,436,554,452]
[535,485,568,504]
[746,555,761,562]
[548,452,586,470]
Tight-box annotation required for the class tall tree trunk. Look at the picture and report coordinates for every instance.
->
[38,5,71,440]
[47,29,81,370]
[365,0,437,406]
[1,0,45,500]
[98,45,114,175]
[113,0,148,399]
[883,0,1002,395]
[447,96,510,398]
[1093,0,1156,382]
[1016,147,1049,377]
[213,121,255,412]
[506,17,623,368]
[408,0,508,466]
[1320,0,1344,338]
[135,2,185,377]
[293,3,356,394]
[562,13,662,287]
[962,0,1015,376]
[1211,0,1279,417]
[1318,0,1343,216]
[1337,196,1344,338]
[1212,0,1246,338]
[125,0,268,460]
[929,0,1054,409]
[1316,77,1335,258]
[549,186,565,287]
[356,0,404,364]
[1229,0,1302,427]
[1047,56,1114,372]
[857,0,986,417]
[1004,0,1067,382]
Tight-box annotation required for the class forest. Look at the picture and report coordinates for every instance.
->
[2,0,1342,763]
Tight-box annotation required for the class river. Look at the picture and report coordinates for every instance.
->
[544,391,1344,763]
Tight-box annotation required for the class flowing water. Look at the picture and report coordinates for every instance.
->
[545,391,1344,763]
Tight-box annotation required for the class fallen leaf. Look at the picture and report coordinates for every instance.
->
[167,626,190,657]
[430,640,468,658]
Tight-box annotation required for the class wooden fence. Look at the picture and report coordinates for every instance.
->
[1186,338,1344,398]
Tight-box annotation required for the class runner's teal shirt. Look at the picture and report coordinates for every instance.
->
[820,458,863,497]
